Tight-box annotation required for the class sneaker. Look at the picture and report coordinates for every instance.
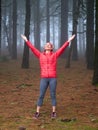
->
[51,112,56,119]
[33,112,40,119]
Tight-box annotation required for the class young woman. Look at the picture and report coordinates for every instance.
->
[21,34,75,119]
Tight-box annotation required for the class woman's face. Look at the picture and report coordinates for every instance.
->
[44,42,53,51]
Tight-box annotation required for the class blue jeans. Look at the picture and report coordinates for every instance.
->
[37,78,57,106]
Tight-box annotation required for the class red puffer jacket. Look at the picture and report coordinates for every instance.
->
[26,41,69,78]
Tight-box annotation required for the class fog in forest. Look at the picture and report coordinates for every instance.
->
[0,0,97,80]
[0,0,89,59]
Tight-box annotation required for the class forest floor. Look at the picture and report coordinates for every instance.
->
[0,57,98,130]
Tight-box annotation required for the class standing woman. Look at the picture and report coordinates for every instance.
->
[21,34,75,119]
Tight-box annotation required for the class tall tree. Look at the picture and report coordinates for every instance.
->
[34,0,40,50]
[2,1,13,56]
[0,0,1,55]
[86,0,94,69]
[46,0,50,42]
[66,0,80,67]
[8,2,13,56]
[22,0,31,68]
[12,0,17,59]
[60,0,68,57]
[92,0,98,85]
[72,0,81,60]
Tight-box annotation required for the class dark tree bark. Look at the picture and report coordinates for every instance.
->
[22,0,31,68]
[0,0,1,55]
[86,0,94,69]
[46,0,50,42]
[2,2,12,56]
[66,0,80,68]
[60,0,68,58]
[71,0,81,61]
[92,0,98,85]
[12,0,17,59]
[34,0,40,50]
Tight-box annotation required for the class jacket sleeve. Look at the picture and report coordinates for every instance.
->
[55,41,69,58]
[26,41,40,58]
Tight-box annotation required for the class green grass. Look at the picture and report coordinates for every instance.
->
[44,119,98,130]
[0,115,98,130]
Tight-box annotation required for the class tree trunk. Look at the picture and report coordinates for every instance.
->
[60,0,68,58]
[21,0,31,68]
[66,0,80,68]
[72,0,81,61]
[34,0,40,50]
[46,0,50,42]
[12,0,17,59]
[0,0,1,55]
[86,0,94,69]
[92,0,98,85]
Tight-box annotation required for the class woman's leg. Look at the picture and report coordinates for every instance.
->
[49,78,57,112]
[37,78,48,111]
[34,78,48,118]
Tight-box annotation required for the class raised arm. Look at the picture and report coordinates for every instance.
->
[68,34,75,42]
[56,34,75,57]
[21,34,40,58]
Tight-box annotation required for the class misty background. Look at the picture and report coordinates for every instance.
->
[0,0,98,85]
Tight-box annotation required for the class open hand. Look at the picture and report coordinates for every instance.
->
[68,34,75,42]
[21,34,28,42]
